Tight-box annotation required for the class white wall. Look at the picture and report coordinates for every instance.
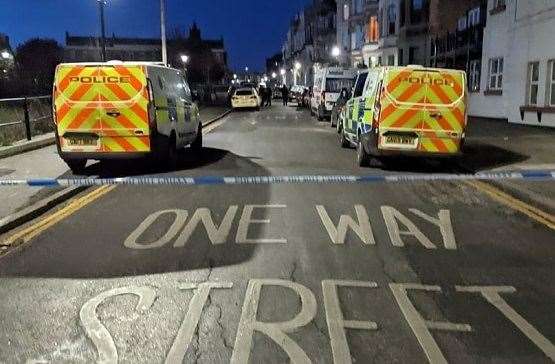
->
[469,0,555,127]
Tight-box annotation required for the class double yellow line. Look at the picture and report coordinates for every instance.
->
[465,180,555,230]
[1,185,116,251]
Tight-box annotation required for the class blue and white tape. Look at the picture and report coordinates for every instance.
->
[0,170,554,187]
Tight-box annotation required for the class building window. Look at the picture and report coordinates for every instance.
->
[409,47,418,64]
[548,60,555,106]
[367,16,379,43]
[468,7,481,27]
[457,16,467,31]
[388,55,395,66]
[343,4,349,21]
[388,4,396,35]
[469,60,481,92]
[527,62,540,105]
[399,49,404,66]
[488,57,503,91]
[412,0,423,11]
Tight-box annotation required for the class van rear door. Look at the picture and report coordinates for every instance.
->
[379,67,466,154]
[54,64,150,154]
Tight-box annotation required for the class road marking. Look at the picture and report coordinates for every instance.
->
[166,282,233,364]
[1,185,116,250]
[390,283,472,364]
[316,205,376,245]
[464,180,555,231]
[322,280,379,364]
[231,279,317,364]
[236,205,287,244]
[80,286,157,364]
[456,286,555,361]
[0,116,230,252]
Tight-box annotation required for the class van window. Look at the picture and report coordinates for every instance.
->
[326,78,355,93]
[353,73,368,97]
[181,78,192,101]
[364,71,378,96]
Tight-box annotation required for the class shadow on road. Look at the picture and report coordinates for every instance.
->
[459,142,529,172]
[0,150,273,279]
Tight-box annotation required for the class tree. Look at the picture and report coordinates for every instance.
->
[15,38,63,96]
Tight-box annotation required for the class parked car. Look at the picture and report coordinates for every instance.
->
[289,85,305,104]
[231,87,262,110]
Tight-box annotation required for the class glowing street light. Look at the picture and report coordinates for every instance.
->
[280,69,286,76]
[331,46,341,58]
[295,62,302,70]
[180,55,189,64]
[233,74,238,79]
[0,51,10,59]
[271,72,277,79]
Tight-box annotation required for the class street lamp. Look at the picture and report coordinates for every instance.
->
[233,74,237,79]
[271,72,277,79]
[280,68,286,85]
[180,55,189,64]
[294,62,301,85]
[0,51,10,59]
[331,46,341,58]
[97,0,107,62]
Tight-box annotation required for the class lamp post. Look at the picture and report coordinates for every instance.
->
[180,55,189,78]
[280,68,286,85]
[331,46,341,66]
[160,0,168,64]
[97,0,107,62]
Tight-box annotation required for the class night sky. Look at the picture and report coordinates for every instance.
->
[0,0,310,71]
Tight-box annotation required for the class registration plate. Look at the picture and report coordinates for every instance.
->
[385,135,416,145]
[67,135,98,147]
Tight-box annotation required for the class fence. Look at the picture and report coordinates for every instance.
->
[0,95,53,146]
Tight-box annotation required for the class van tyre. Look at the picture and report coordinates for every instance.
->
[191,124,203,152]
[357,136,371,167]
[339,123,350,148]
[66,159,87,174]
[166,134,178,170]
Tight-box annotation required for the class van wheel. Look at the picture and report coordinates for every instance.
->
[166,134,178,170]
[191,124,203,152]
[340,124,350,148]
[66,159,87,174]
[357,136,370,167]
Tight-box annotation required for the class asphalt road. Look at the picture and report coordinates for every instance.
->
[0,104,554,364]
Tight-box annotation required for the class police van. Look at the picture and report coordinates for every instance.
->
[52,61,202,172]
[311,67,356,121]
[338,65,468,166]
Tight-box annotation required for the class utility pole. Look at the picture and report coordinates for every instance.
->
[98,0,107,62]
[160,0,167,65]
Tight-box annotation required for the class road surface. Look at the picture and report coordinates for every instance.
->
[0,104,554,364]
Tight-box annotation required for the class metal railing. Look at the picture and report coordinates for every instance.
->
[0,95,52,143]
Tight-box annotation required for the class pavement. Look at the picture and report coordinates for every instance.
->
[0,104,554,363]
[0,106,230,221]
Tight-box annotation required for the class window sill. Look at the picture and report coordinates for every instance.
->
[520,105,555,113]
[489,5,507,15]
[484,89,502,96]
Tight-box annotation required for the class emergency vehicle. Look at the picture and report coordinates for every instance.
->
[52,61,202,172]
[338,65,468,166]
[311,67,357,121]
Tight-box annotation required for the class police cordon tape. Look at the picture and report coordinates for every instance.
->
[0,170,554,187]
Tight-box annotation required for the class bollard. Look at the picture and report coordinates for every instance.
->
[23,97,32,141]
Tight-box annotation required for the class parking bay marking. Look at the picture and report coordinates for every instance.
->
[66,280,555,364]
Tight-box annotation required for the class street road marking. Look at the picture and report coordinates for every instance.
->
[124,209,188,250]
[456,286,555,361]
[166,282,233,364]
[79,286,157,364]
[236,205,287,244]
[1,185,115,250]
[231,279,317,364]
[464,180,555,231]
[322,280,379,364]
[390,284,472,364]
[382,207,436,249]
[174,206,238,247]
[316,205,376,245]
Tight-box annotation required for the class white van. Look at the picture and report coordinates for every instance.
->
[311,67,357,121]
